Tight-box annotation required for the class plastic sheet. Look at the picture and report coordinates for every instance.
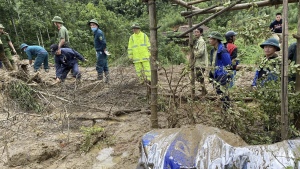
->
[137,124,300,169]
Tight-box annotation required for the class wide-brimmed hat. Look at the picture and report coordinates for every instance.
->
[50,44,59,55]
[0,24,4,29]
[20,43,28,50]
[208,31,223,41]
[52,16,64,23]
[260,38,280,51]
[131,23,141,29]
[88,19,99,27]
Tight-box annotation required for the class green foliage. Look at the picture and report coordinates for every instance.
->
[7,80,42,112]
[158,40,186,65]
[80,126,104,152]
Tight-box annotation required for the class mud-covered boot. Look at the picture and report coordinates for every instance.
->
[98,73,103,81]
[104,71,109,83]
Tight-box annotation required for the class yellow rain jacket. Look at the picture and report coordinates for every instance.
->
[128,31,150,63]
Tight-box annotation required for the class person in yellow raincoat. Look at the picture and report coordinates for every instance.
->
[127,23,151,84]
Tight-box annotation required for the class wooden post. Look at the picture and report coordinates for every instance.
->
[148,0,159,128]
[296,0,300,92]
[188,16,195,100]
[281,0,289,141]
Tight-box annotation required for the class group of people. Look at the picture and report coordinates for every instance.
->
[193,12,297,111]
[0,16,152,85]
[18,16,109,83]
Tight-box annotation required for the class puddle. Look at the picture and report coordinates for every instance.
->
[92,147,116,169]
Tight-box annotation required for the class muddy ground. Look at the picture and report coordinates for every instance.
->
[0,62,254,169]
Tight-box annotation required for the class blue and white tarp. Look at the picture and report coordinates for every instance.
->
[137,124,300,169]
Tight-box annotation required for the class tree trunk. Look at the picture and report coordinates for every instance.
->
[281,0,289,141]
[36,33,41,46]
[39,29,44,48]
[149,0,158,128]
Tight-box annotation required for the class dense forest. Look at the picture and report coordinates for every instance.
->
[0,0,298,66]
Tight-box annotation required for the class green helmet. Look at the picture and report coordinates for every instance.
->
[52,16,64,23]
[260,38,280,51]
[208,31,223,41]
[88,19,99,27]
[0,24,4,29]
[131,23,141,29]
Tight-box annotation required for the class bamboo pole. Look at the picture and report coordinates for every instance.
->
[293,0,300,130]
[296,0,300,92]
[169,0,200,10]
[187,0,210,5]
[181,0,298,16]
[177,0,242,38]
[149,0,159,128]
[188,16,195,100]
[281,0,289,141]
[185,5,218,18]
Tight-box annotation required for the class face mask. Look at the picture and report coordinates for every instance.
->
[91,27,97,32]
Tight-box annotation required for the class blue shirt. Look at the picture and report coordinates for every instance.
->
[210,43,232,78]
[93,28,106,52]
[25,46,47,60]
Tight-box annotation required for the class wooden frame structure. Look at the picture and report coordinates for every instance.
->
[147,0,300,140]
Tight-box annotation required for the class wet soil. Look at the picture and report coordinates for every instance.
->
[0,63,254,169]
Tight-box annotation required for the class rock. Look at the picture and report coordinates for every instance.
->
[8,141,61,167]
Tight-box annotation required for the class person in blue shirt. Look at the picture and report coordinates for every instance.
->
[251,38,280,87]
[20,43,49,72]
[88,19,109,83]
[208,31,232,110]
[50,44,86,83]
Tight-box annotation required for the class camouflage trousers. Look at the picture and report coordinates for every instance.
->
[0,45,13,71]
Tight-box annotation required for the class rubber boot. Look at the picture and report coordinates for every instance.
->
[98,73,103,80]
[104,71,109,83]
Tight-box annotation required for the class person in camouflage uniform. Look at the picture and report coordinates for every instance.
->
[0,38,14,71]
[0,24,16,70]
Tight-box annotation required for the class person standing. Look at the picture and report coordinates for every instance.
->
[251,38,280,87]
[20,43,49,72]
[52,16,70,49]
[127,23,151,84]
[193,27,208,95]
[208,31,232,110]
[0,37,14,71]
[88,19,109,83]
[288,42,297,82]
[50,44,86,83]
[0,24,17,69]
[224,30,238,88]
[269,13,282,44]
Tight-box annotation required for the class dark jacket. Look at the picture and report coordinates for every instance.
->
[269,20,282,33]
[93,28,107,52]
[55,48,85,77]
[209,43,232,79]
[252,54,279,86]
